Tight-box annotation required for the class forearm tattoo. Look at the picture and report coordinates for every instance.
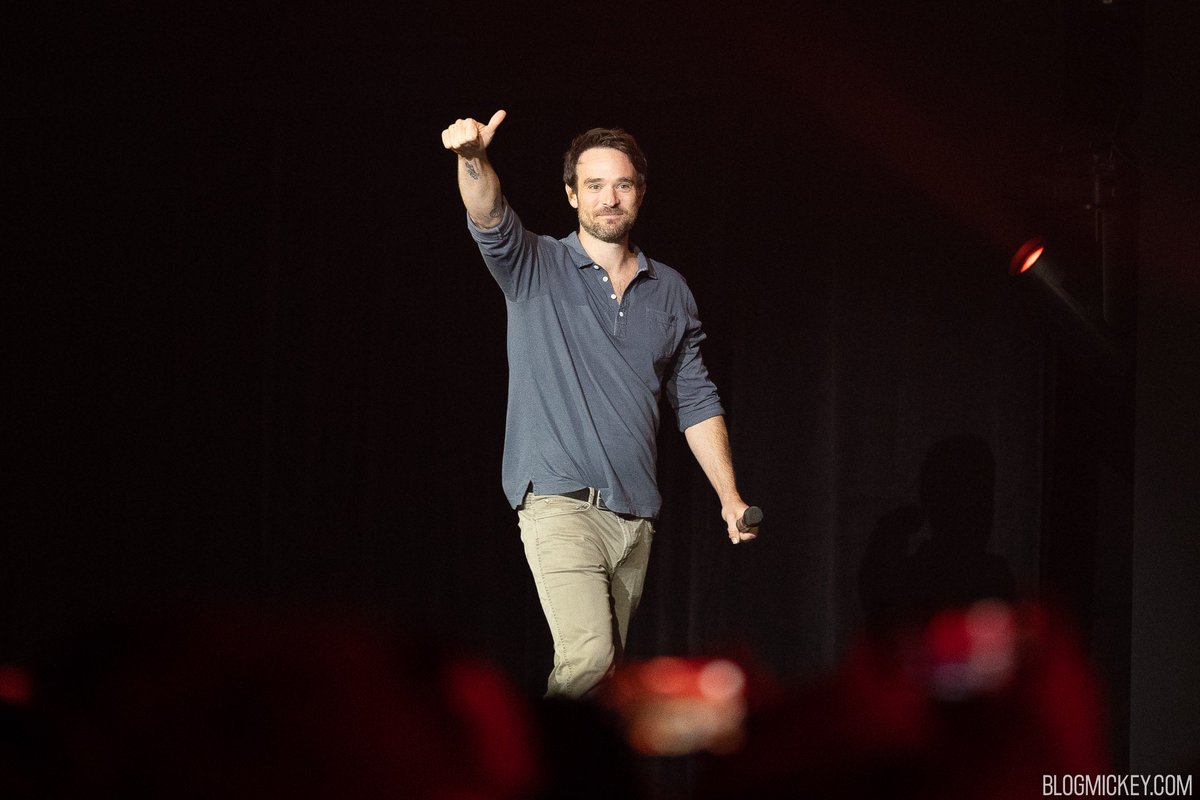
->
[464,159,480,180]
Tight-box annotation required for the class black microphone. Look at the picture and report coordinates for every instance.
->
[737,505,763,533]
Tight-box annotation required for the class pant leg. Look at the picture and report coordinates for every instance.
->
[518,494,633,698]
[610,516,654,660]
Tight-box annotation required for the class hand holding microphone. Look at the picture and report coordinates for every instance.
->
[724,502,762,544]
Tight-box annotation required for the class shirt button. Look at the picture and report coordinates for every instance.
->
[602,276,609,282]
[619,311,625,317]
[610,293,616,300]
[593,265,600,270]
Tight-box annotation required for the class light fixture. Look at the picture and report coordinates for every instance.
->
[1008,233,1128,374]
[1009,237,1046,276]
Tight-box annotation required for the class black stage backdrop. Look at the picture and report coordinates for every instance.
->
[9,1,1198,773]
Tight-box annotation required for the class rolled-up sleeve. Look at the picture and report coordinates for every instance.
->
[665,288,725,431]
[467,199,544,301]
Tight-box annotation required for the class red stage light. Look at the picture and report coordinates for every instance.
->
[1009,237,1046,275]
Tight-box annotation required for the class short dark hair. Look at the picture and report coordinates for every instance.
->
[562,128,648,191]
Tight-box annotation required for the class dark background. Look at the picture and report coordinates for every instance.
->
[8,0,1198,774]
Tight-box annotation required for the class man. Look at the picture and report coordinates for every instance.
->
[442,110,757,698]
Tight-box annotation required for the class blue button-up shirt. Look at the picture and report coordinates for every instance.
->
[469,200,724,518]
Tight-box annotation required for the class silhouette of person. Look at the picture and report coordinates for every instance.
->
[861,434,1016,633]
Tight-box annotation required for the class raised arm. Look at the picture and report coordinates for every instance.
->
[684,415,758,544]
[441,110,507,229]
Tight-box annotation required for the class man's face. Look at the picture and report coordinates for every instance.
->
[564,147,643,244]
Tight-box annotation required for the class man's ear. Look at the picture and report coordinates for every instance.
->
[564,183,579,209]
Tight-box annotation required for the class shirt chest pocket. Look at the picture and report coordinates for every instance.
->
[645,309,680,362]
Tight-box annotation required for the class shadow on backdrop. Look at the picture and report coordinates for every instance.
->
[860,434,1017,634]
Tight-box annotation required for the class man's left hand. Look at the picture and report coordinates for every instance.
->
[722,502,758,545]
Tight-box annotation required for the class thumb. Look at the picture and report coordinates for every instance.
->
[484,109,507,134]
[725,513,741,544]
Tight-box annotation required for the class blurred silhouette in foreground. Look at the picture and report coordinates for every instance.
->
[7,607,541,799]
[700,600,1108,799]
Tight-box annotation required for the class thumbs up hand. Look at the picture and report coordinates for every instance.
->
[441,109,507,159]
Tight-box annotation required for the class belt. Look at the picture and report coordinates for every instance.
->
[540,487,641,520]
[557,487,612,511]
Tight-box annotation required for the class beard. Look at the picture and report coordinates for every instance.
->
[580,208,636,243]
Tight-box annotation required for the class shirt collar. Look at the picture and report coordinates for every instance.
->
[562,231,657,279]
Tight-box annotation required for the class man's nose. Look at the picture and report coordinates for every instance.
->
[602,187,619,207]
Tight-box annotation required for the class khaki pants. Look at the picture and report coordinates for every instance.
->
[518,491,654,698]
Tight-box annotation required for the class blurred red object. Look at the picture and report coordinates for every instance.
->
[704,600,1108,800]
[603,657,749,756]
